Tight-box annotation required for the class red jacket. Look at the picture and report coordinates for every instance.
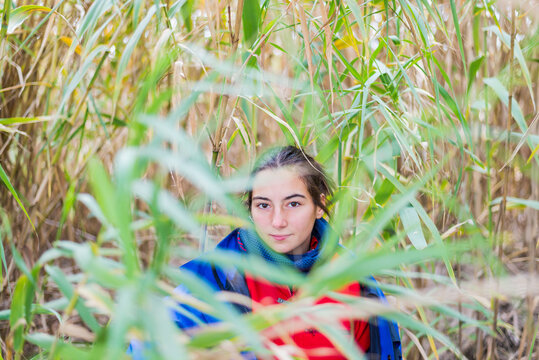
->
[246,275,370,359]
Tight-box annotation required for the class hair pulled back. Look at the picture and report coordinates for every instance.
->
[247,146,334,216]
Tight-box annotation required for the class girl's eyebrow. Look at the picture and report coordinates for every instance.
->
[252,196,271,201]
[253,194,306,202]
[284,194,306,200]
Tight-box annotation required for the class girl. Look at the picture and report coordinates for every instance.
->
[130,146,401,359]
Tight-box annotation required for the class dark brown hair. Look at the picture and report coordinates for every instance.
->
[247,146,334,216]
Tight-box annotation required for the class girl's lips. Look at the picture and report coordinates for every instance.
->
[270,234,290,241]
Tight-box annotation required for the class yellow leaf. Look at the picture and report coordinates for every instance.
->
[528,143,539,164]
[59,36,82,55]
[334,34,362,50]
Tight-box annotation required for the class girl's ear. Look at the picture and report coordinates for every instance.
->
[316,194,326,218]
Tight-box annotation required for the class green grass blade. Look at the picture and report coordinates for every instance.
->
[449,0,467,79]
[76,0,113,40]
[484,77,537,164]
[132,0,143,27]
[56,181,76,240]
[9,275,33,353]
[113,5,157,109]
[0,210,12,285]
[0,116,58,126]
[59,45,108,113]
[399,206,427,250]
[490,196,539,211]
[377,164,456,282]
[0,162,35,231]
[485,25,535,108]
[467,55,485,95]
[243,0,260,48]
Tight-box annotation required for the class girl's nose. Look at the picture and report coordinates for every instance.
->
[271,208,287,228]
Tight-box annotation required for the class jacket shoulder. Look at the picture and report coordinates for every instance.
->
[180,228,242,284]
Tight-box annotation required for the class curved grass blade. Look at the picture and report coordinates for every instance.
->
[484,77,537,164]
[6,5,51,34]
[485,25,535,108]
[399,206,427,250]
[490,196,539,211]
[449,0,467,79]
[77,0,113,40]
[113,5,157,110]
[58,45,108,113]
[0,162,34,231]
[376,164,456,282]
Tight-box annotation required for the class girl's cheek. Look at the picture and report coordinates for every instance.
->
[252,212,267,224]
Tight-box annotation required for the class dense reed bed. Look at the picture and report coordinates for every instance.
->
[0,0,537,359]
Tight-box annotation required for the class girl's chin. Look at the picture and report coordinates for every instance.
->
[265,242,291,254]
[269,245,288,253]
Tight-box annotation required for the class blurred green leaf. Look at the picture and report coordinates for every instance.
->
[363,179,395,220]
[243,0,261,48]
[6,5,51,34]
[0,297,69,321]
[467,55,485,95]
[132,180,200,235]
[77,0,113,39]
[308,243,464,298]
[10,275,33,352]
[45,265,101,333]
[60,241,128,289]
[142,294,189,359]
[164,267,266,352]
[491,196,539,211]
[11,244,34,285]
[179,0,195,31]
[315,321,364,360]
[56,181,76,240]
[87,158,118,228]
[169,0,187,17]
[77,193,110,227]
[399,206,427,250]
[26,332,92,359]
[104,285,138,359]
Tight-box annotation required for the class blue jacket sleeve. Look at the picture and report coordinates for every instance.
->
[364,277,402,360]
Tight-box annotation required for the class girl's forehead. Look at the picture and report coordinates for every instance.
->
[252,168,308,195]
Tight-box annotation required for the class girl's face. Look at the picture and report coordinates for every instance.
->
[250,167,324,255]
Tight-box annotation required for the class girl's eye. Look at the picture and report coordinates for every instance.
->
[256,203,270,209]
[288,201,300,208]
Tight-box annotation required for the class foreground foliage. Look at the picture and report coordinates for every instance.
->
[0,0,537,359]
